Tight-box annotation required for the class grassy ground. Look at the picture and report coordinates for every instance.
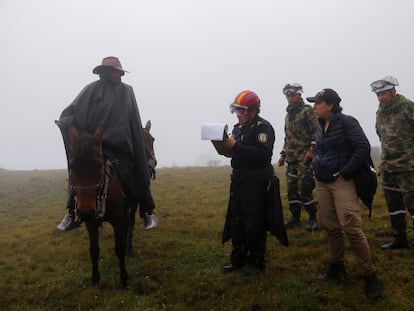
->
[0,166,413,311]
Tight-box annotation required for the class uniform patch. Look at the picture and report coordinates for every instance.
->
[258,133,268,143]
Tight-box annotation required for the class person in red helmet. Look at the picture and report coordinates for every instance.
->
[221,90,288,275]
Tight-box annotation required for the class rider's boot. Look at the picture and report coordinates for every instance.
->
[57,187,81,231]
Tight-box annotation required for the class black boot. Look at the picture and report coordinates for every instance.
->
[381,234,408,250]
[318,261,347,281]
[223,262,245,273]
[364,273,383,300]
[243,258,266,276]
[285,217,301,229]
[306,215,318,232]
[286,204,301,229]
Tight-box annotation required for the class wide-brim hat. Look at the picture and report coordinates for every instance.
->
[92,56,129,75]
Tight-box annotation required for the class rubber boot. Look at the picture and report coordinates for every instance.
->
[381,234,408,250]
[306,214,318,232]
[285,204,301,229]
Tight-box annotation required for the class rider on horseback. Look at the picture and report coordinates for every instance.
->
[56,56,157,231]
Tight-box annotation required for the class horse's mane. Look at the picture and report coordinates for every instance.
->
[70,132,103,172]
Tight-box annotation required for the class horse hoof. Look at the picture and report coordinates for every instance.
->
[121,277,128,288]
[92,276,100,286]
[121,272,128,288]
[126,247,134,257]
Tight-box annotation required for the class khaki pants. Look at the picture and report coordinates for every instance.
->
[316,177,375,275]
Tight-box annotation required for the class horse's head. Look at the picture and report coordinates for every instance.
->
[68,127,104,220]
[143,120,157,172]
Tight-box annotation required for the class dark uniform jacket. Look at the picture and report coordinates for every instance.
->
[56,79,150,200]
[222,115,289,246]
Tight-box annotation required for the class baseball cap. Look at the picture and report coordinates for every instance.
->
[306,88,341,105]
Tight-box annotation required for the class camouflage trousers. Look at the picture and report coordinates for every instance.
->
[286,160,317,219]
[381,170,414,235]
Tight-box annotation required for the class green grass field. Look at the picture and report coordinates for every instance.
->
[0,166,412,311]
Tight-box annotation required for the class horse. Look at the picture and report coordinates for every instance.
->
[143,120,157,178]
[68,126,129,287]
[126,120,158,255]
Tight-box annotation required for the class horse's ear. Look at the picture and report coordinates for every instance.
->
[94,127,104,141]
[68,127,79,147]
[145,120,151,132]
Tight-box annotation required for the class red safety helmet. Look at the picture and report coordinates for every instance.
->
[230,90,261,115]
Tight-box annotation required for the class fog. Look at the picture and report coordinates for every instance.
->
[1,0,413,170]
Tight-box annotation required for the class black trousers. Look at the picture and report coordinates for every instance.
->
[229,177,267,266]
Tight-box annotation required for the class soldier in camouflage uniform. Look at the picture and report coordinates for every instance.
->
[371,75,414,249]
[278,83,319,231]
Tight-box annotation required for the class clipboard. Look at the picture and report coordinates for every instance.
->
[201,122,237,158]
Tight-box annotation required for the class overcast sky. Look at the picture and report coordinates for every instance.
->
[1,0,413,170]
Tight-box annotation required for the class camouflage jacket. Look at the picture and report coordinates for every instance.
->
[281,99,318,163]
[376,94,414,173]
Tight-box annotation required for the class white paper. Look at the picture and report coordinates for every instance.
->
[201,123,229,141]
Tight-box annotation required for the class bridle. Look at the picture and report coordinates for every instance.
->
[70,159,121,219]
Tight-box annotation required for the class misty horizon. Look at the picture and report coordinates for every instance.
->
[1,0,413,170]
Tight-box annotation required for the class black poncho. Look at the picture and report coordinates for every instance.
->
[56,79,150,200]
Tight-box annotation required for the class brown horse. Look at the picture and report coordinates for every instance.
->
[68,127,129,287]
[143,120,157,179]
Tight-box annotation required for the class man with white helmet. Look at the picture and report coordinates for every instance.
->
[371,75,414,249]
[278,83,319,231]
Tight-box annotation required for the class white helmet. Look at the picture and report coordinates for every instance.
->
[283,83,303,95]
[370,75,399,93]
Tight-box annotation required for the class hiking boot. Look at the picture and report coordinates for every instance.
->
[284,217,301,229]
[318,261,347,281]
[364,273,383,300]
[306,218,318,231]
[57,213,81,231]
[381,235,408,250]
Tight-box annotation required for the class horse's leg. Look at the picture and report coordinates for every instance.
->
[126,203,138,256]
[113,221,128,287]
[85,221,100,285]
